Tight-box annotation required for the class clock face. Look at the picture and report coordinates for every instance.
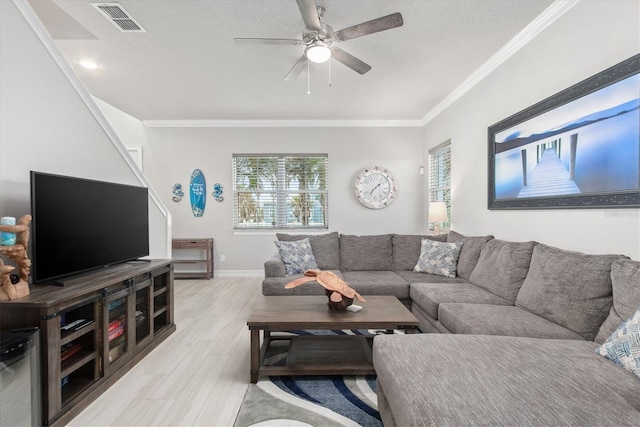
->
[354,166,397,209]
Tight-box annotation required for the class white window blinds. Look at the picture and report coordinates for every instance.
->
[233,154,328,229]
[428,140,452,231]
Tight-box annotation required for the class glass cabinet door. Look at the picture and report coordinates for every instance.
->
[152,272,170,332]
[105,288,129,365]
[134,281,151,346]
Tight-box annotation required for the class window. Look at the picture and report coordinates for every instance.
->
[428,140,451,231]
[233,154,328,229]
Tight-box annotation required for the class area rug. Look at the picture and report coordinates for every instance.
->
[234,330,386,427]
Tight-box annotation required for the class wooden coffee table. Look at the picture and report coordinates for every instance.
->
[247,295,419,383]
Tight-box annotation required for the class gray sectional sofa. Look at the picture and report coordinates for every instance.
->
[263,231,464,307]
[263,231,640,426]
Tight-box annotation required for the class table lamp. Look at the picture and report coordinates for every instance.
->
[429,202,448,234]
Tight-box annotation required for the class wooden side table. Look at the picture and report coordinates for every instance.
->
[171,238,214,279]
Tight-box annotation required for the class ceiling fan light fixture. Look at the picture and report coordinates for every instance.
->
[305,43,331,63]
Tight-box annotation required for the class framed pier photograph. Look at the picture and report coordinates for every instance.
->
[488,54,640,210]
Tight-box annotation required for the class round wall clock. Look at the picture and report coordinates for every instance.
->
[354,166,397,209]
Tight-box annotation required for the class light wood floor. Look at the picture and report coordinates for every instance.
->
[69,277,263,427]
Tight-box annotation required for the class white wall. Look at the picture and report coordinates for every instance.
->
[0,1,170,259]
[6,0,637,279]
[140,126,424,274]
[424,0,640,259]
[93,98,171,259]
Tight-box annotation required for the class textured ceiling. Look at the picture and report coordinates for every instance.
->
[29,0,555,122]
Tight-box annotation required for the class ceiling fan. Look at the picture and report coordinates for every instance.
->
[234,0,403,81]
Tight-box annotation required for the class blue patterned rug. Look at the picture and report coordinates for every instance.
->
[234,330,384,427]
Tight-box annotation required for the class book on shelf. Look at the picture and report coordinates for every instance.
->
[60,342,83,362]
[109,325,124,342]
[107,299,123,311]
[61,318,94,332]
[108,337,126,362]
[108,317,125,333]
[135,310,146,325]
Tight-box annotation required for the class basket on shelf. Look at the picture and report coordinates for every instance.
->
[0,215,32,300]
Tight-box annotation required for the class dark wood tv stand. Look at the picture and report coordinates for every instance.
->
[0,260,175,426]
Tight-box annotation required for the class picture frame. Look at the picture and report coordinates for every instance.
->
[488,54,639,209]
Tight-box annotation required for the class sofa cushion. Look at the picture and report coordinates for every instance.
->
[391,233,447,271]
[413,239,462,278]
[373,334,640,427]
[438,303,586,340]
[595,259,640,343]
[516,243,625,341]
[339,234,393,271]
[411,304,452,333]
[596,307,640,379]
[395,270,468,285]
[341,271,409,299]
[447,231,494,280]
[468,239,536,302]
[410,282,512,319]
[276,232,340,270]
[274,238,318,275]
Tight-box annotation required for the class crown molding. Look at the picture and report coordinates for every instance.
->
[420,0,580,126]
[143,119,424,128]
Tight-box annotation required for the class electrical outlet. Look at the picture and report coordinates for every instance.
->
[220,254,226,262]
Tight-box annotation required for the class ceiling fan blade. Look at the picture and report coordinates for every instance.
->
[296,0,321,31]
[234,38,304,46]
[333,12,403,42]
[284,55,308,81]
[331,47,371,75]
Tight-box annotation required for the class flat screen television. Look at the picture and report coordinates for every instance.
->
[30,171,150,284]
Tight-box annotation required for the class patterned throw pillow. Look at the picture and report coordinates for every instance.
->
[274,237,318,276]
[595,307,640,379]
[413,239,463,278]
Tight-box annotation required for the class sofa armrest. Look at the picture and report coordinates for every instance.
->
[264,254,286,278]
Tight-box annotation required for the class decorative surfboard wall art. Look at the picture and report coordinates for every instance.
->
[213,183,224,202]
[172,183,184,202]
[190,169,206,217]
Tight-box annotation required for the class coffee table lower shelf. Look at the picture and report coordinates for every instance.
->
[255,335,376,380]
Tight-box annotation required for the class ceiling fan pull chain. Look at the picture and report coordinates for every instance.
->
[307,61,311,95]
[328,58,332,88]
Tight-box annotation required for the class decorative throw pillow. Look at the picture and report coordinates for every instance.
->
[276,232,340,270]
[595,307,640,379]
[274,238,318,276]
[413,239,463,278]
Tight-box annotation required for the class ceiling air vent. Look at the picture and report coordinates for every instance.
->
[92,3,146,32]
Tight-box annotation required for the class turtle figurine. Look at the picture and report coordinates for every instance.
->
[285,269,366,311]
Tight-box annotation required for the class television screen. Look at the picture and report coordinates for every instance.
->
[30,171,149,284]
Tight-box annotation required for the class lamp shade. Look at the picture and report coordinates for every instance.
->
[306,43,331,63]
[428,201,448,224]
